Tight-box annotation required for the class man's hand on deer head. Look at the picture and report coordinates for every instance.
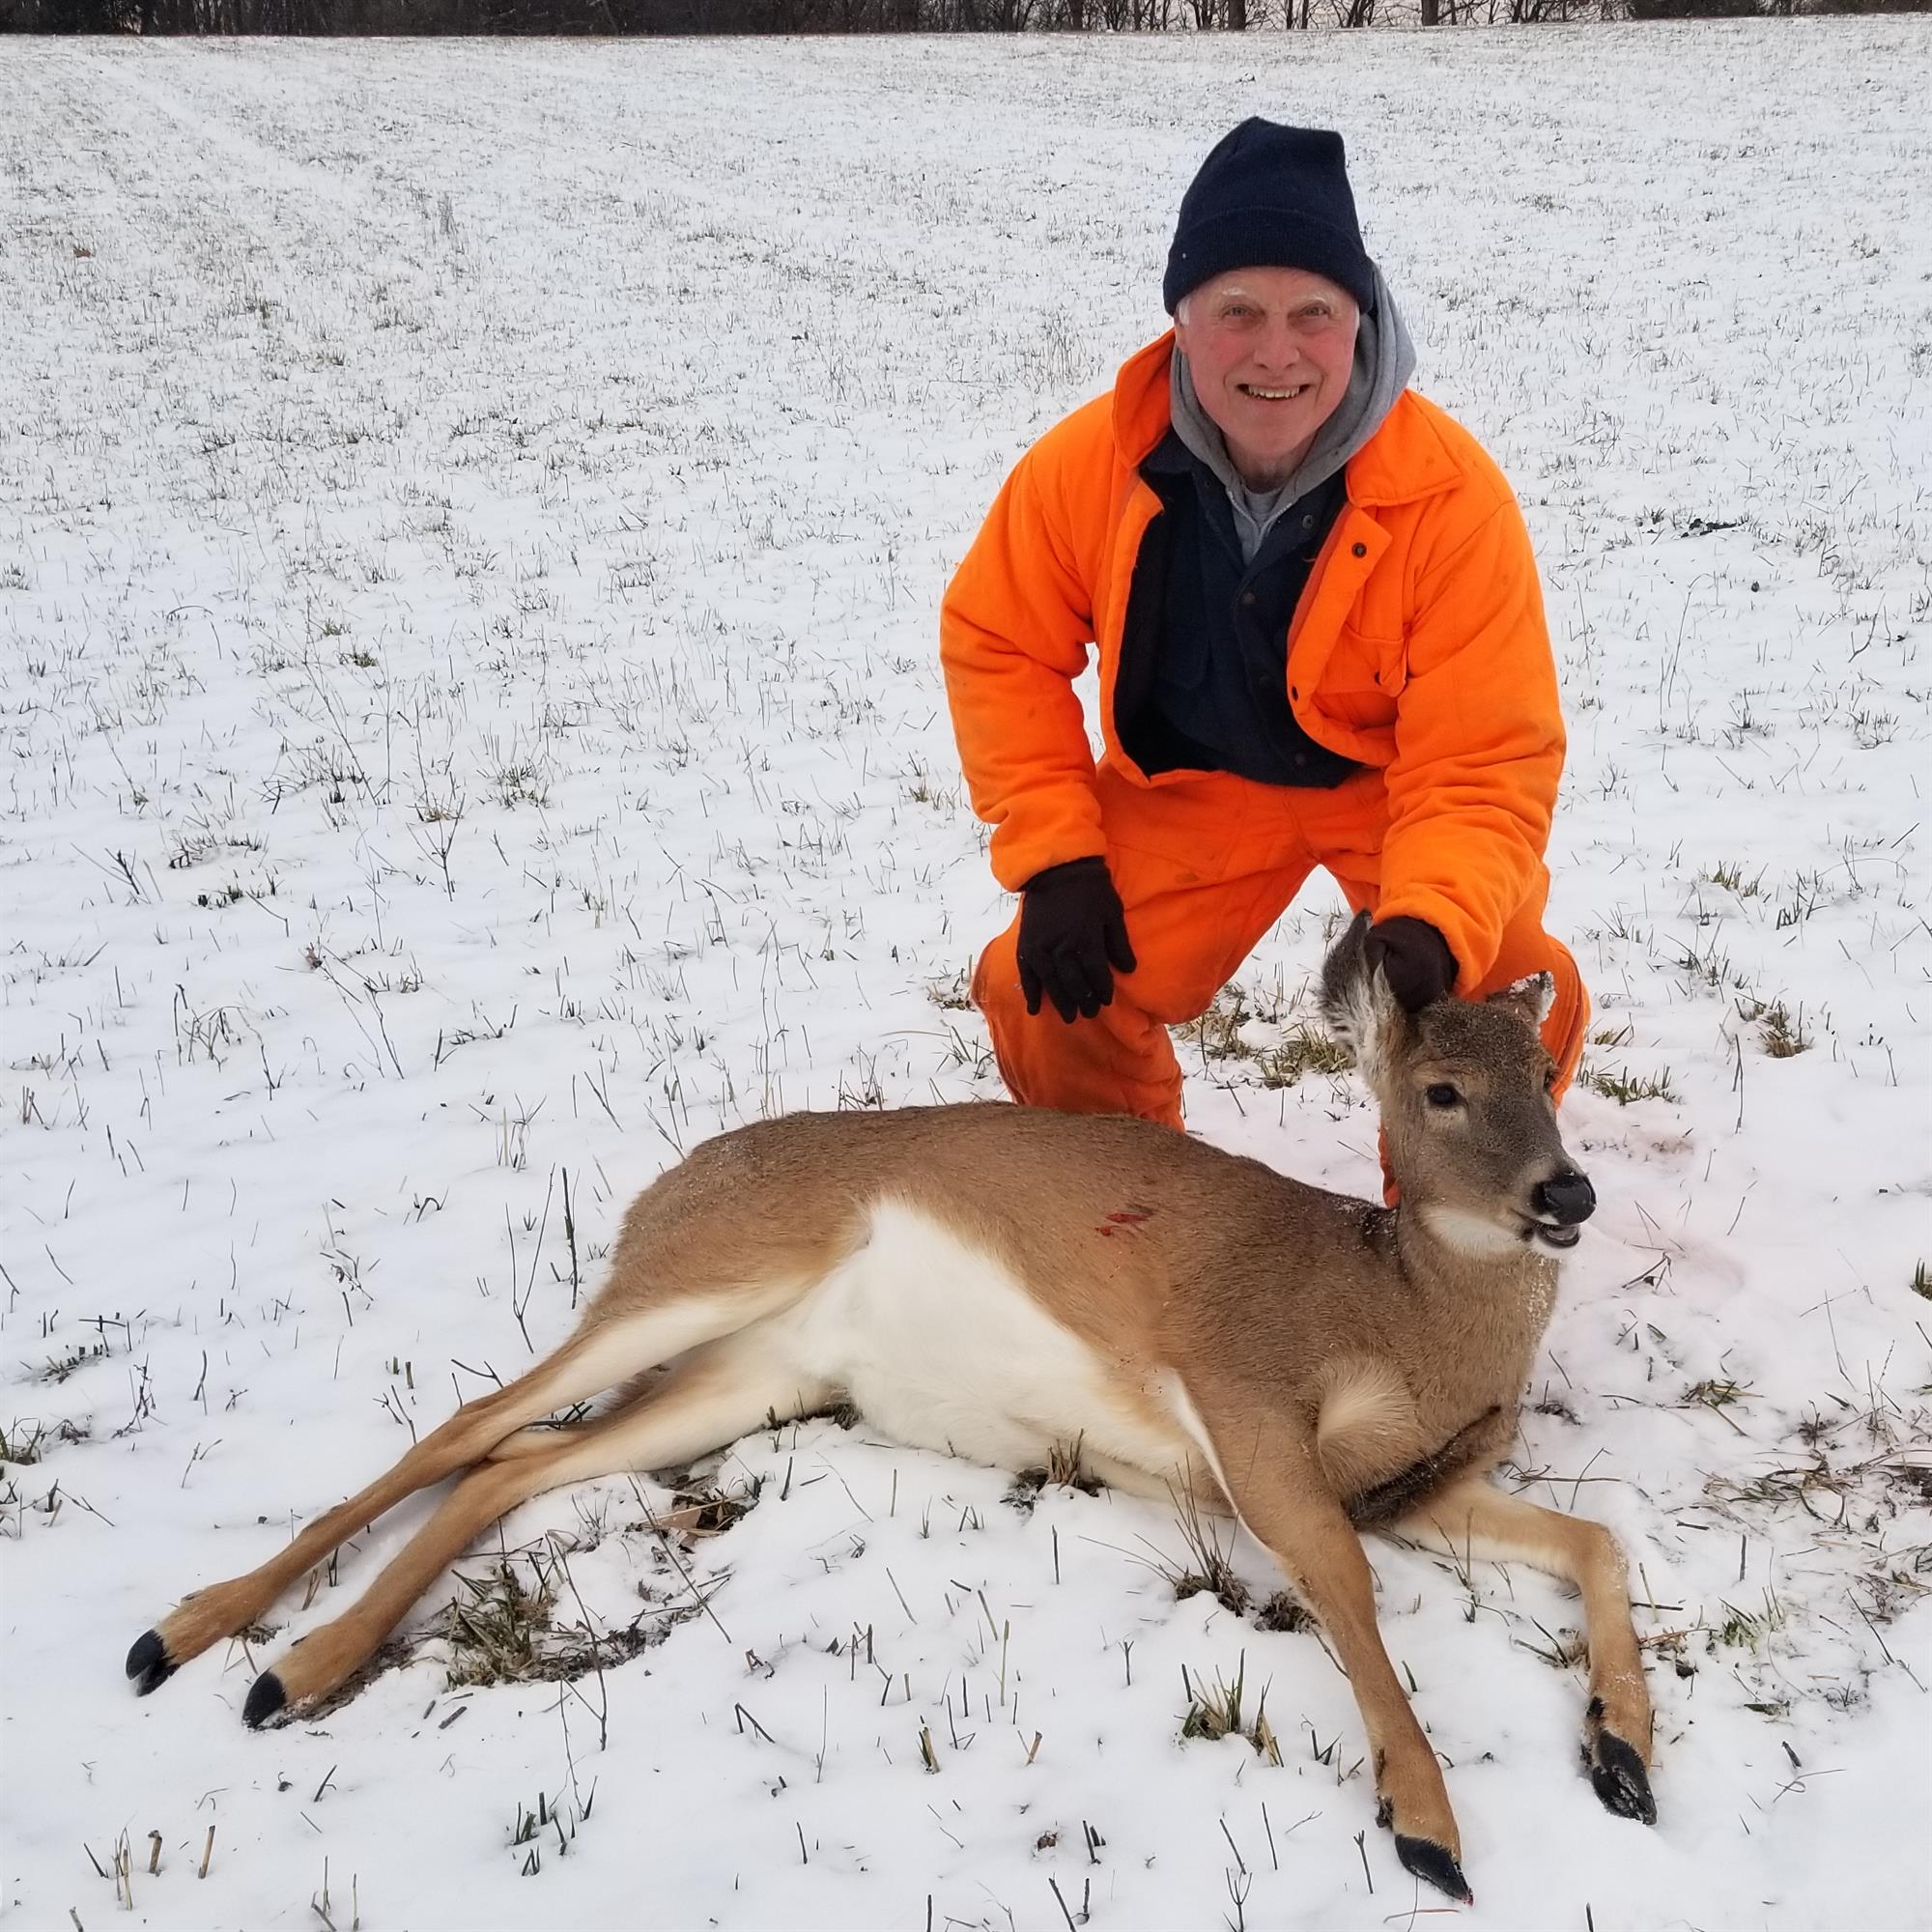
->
[1365,917,1456,1012]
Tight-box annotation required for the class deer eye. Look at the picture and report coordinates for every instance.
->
[1425,1083,1463,1110]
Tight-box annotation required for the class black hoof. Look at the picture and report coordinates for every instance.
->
[126,1630,177,1695]
[242,1671,288,1729]
[1588,1730,1658,1825]
[1394,1833,1473,1904]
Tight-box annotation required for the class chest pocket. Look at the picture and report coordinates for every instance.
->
[1319,624,1407,728]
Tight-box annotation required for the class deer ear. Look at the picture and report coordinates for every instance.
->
[1486,972,1555,1030]
[1321,911,1402,1083]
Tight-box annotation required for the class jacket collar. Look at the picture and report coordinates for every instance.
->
[1110,332,1464,509]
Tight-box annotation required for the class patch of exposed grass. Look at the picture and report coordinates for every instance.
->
[0,1418,90,1464]
[439,1547,696,1691]
[1710,1591,1785,1654]
[1179,1651,1282,1763]
[1518,1621,1590,1670]
[39,1342,109,1385]
[1738,996,1811,1057]
[1257,1024,1351,1088]
[1701,860,1764,897]
[492,762,551,810]
[507,1784,589,1877]
[1005,1437,1102,1515]
[1180,987,1258,1065]
[1682,1378,1755,1412]
[1179,988,1350,1087]
[1151,1488,1250,1618]
[1253,1590,1313,1634]
[658,1477,761,1538]
[925,968,974,1013]
[442,1557,559,1687]
[1689,1379,1932,1723]
[1579,1062,1680,1105]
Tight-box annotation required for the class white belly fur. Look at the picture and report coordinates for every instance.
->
[766,1199,1193,1486]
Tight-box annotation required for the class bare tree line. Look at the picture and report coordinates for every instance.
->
[5,0,1921,42]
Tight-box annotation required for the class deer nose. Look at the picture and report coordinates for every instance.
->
[1534,1169,1596,1227]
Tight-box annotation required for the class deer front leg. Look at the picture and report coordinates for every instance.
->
[1206,1428,1471,1903]
[1393,1473,1656,1825]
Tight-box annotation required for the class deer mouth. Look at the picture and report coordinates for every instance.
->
[1520,1218,1583,1253]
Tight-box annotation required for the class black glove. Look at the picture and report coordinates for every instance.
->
[1364,917,1456,1012]
[1017,857,1138,1024]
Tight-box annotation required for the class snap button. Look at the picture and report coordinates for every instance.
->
[1350,541,1368,557]
[1301,515,1314,529]
[1239,590,1256,608]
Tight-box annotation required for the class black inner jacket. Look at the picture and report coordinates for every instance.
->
[1114,429,1357,789]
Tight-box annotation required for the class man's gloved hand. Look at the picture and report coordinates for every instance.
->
[1364,916,1456,1012]
[1017,857,1138,1023]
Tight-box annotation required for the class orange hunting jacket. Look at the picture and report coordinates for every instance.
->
[940,332,1566,994]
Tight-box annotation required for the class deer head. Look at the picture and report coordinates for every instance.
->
[1321,912,1594,1257]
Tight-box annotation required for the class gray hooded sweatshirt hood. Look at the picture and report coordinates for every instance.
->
[1168,266,1417,563]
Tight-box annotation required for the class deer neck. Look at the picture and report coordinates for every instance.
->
[1387,1201,1560,1386]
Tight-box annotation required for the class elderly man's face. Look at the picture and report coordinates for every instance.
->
[1173,267,1360,491]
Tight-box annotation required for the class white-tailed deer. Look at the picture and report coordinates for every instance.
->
[128,913,1653,1900]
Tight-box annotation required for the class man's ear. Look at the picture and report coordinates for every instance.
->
[1321,911,1404,1086]
[1486,972,1555,1031]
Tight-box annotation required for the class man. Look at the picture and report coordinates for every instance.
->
[940,119,1586,1138]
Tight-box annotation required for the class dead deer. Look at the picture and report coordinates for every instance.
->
[127,912,1653,1901]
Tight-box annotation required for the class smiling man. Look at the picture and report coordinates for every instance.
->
[941,120,1587,1142]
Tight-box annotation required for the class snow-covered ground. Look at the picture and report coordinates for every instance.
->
[3,23,1928,1931]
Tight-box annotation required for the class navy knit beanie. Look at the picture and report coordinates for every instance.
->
[1163,120,1376,317]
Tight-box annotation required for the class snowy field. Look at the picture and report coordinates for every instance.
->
[4,23,1929,1931]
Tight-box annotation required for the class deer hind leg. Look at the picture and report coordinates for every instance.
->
[1179,1406,1471,1903]
[128,1292,786,1697]
[1391,1473,1656,1825]
[241,1331,834,1727]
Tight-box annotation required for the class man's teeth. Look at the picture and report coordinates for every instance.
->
[1243,386,1305,400]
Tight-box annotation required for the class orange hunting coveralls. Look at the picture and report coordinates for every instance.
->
[940,333,1587,1130]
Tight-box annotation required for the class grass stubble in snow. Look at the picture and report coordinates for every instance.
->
[2,23,1929,1932]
